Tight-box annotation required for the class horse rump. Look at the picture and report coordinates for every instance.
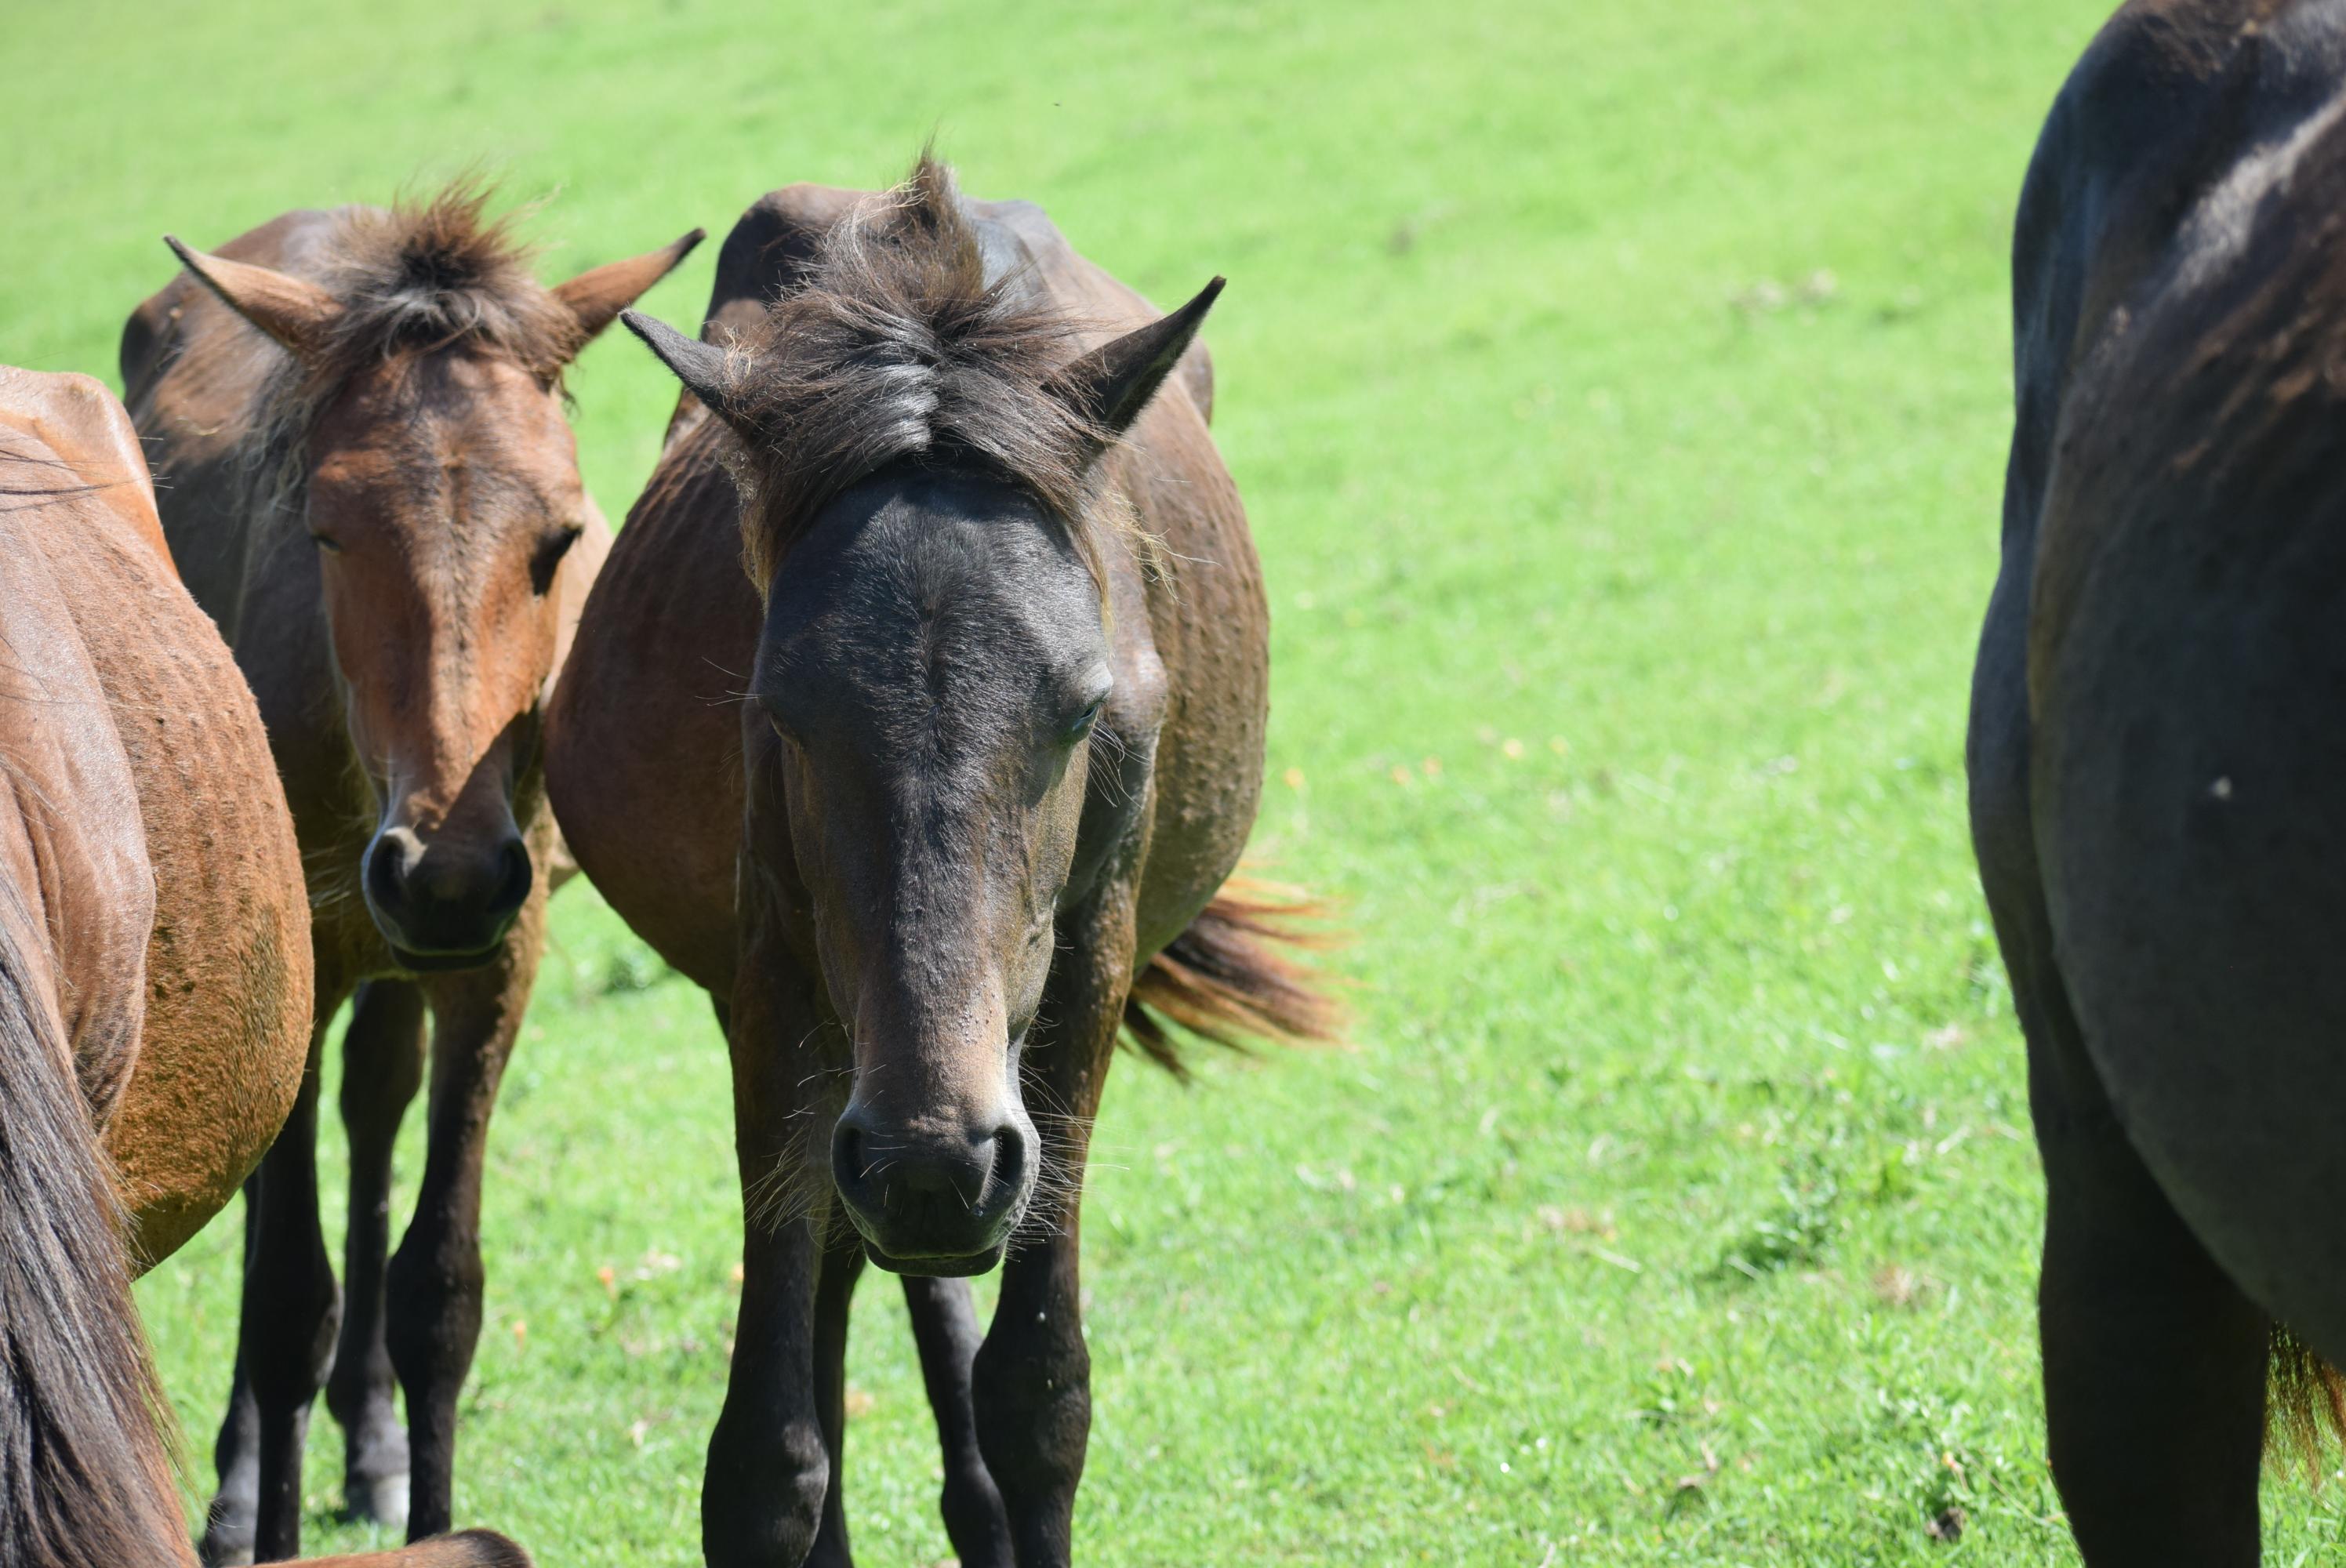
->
[0,911,183,1568]
[1122,877,1342,1076]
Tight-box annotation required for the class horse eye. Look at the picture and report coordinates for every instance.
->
[309,532,343,555]
[1067,696,1106,742]
[530,526,583,596]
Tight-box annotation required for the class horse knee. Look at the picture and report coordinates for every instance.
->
[971,1330,1090,1501]
[384,1231,483,1388]
[703,1415,826,1568]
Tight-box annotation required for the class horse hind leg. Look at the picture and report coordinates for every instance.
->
[198,1192,263,1566]
[1992,866,2264,1561]
[902,1275,1011,1568]
[804,1235,866,1568]
[207,1024,343,1563]
[326,979,428,1529]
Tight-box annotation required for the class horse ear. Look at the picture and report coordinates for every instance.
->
[164,236,343,361]
[1051,277,1223,450]
[553,228,707,347]
[620,310,752,437]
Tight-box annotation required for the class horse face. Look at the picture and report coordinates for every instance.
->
[305,350,584,967]
[752,472,1110,1273]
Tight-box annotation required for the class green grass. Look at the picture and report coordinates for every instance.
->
[9,0,2346,1562]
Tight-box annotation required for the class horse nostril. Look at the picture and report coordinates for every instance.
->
[490,837,532,916]
[364,833,410,913]
[830,1117,870,1196]
[987,1122,1028,1202]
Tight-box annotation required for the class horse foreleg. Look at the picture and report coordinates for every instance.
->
[228,1018,343,1563]
[972,891,1131,1568]
[705,948,836,1568]
[389,906,542,1542]
[327,978,428,1530]
[902,1275,1011,1568]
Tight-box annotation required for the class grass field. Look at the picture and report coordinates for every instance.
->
[9,0,2344,1563]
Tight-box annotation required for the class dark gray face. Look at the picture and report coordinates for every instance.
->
[752,469,1112,1272]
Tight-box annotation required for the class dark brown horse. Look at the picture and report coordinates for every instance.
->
[120,185,701,1560]
[0,365,529,1568]
[548,157,1332,1567]
[1971,2,2346,1559]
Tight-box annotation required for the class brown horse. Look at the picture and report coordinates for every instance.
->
[549,157,1332,1567]
[0,365,530,1568]
[120,185,702,1560]
[1972,2,2346,1560]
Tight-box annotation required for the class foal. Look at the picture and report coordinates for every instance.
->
[122,186,700,1559]
[551,157,1331,1566]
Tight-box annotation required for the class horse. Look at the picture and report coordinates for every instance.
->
[1970,2,2346,1559]
[0,365,532,1568]
[547,154,1334,1568]
[120,183,703,1560]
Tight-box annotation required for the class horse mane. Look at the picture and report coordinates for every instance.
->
[710,155,1117,590]
[234,180,583,525]
[0,892,185,1568]
[302,179,582,386]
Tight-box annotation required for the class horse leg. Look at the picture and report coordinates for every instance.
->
[704,953,834,1568]
[902,1275,1011,1568]
[972,891,1131,1568]
[326,979,428,1528]
[388,906,542,1542]
[804,1235,866,1568]
[1972,587,2264,1564]
[198,1187,263,1565]
[2026,962,2265,1563]
[233,1018,344,1562]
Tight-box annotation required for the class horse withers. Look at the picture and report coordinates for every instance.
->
[1972,2,2346,1559]
[0,365,528,1568]
[548,157,1333,1566]
[122,186,702,1560]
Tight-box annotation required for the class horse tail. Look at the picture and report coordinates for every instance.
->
[2268,1320,2346,1474]
[1122,876,1342,1076]
[0,909,184,1567]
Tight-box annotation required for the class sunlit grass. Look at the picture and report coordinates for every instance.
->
[13,0,2345,1560]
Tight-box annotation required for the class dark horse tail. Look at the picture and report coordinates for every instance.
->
[0,909,185,1567]
[1122,877,1342,1075]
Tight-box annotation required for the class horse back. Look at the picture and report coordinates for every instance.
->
[0,366,310,1269]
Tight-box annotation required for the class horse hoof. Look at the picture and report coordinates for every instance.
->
[344,1470,410,1530]
[197,1515,256,1568]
